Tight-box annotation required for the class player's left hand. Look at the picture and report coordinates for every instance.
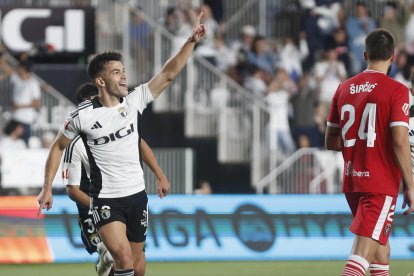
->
[156,174,170,199]
[188,11,207,43]
[402,185,414,215]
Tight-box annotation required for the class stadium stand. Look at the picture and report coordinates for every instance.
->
[0,0,414,195]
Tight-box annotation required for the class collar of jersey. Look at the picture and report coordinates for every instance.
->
[91,97,124,109]
[363,69,386,75]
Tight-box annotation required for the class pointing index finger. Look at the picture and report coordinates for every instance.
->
[37,204,43,218]
[196,11,203,25]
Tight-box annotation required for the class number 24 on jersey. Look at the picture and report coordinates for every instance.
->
[341,103,376,148]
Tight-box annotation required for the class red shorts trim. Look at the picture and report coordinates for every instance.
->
[345,193,396,245]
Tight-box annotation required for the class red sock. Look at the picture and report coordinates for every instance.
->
[369,263,389,276]
[342,255,369,276]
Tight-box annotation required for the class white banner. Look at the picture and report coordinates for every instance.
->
[1,149,64,188]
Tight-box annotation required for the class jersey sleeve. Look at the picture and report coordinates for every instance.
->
[410,145,414,177]
[127,83,155,113]
[326,85,340,128]
[61,110,81,140]
[409,119,414,147]
[390,86,409,128]
[62,141,82,186]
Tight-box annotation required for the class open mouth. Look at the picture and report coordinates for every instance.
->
[119,82,128,89]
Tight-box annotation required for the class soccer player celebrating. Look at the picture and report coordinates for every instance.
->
[38,12,206,276]
[62,83,168,276]
[325,28,414,276]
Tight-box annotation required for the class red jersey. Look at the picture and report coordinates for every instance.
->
[327,70,410,196]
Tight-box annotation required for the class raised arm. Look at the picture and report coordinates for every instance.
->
[140,139,170,198]
[148,11,206,98]
[37,132,73,215]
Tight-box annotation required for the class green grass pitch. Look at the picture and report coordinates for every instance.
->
[0,261,413,276]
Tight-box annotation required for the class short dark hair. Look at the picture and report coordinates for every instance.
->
[75,83,99,104]
[18,59,32,72]
[365,28,395,61]
[411,72,414,86]
[356,1,367,7]
[87,51,123,79]
[4,120,21,135]
[385,1,397,9]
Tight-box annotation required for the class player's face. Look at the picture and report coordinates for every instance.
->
[101,61,128,97]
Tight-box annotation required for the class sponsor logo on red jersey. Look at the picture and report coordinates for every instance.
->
[402,103,410,116]
[345,161,370,177]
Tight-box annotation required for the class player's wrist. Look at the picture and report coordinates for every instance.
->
[156,173,166,181]
[42,183,52,191]
[187,34,197,43]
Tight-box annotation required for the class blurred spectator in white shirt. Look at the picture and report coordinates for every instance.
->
[230,25,256,63]
[215,34,236,72]
[196,3,219,64]
[0,120,26,150]
[243,64,268,98]
[313,46,347,115]
[172,8,196,54]
[279,32,309,83]
[162,7,180,34]
[0,57,41,145]
[266,69,297,160]
[314,2,342,38]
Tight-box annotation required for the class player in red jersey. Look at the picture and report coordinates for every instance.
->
[325,28,414,276]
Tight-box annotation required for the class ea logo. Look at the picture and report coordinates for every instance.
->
[232,204,275,252]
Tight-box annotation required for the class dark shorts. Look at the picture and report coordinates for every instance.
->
[78,205,101,254]
[91,190,148,243]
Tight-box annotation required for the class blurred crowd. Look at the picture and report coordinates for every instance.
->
[2,0,414,159]
[0,43,56,152]
[146,0,414,159]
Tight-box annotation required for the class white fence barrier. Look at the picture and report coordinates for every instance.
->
[256,148,344,194]
[0,148,194,194]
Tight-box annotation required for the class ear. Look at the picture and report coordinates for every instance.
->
[95,77,105,87]
[390,52,395,63]
[363,51,368,62]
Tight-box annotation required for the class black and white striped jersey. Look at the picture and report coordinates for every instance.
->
[61,84,154,198]
[62,136,90,194]
[409,115,414,176]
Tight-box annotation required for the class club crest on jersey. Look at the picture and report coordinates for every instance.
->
[118,107,128,118]
[100,205,111,220]
[90,233,101,246]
